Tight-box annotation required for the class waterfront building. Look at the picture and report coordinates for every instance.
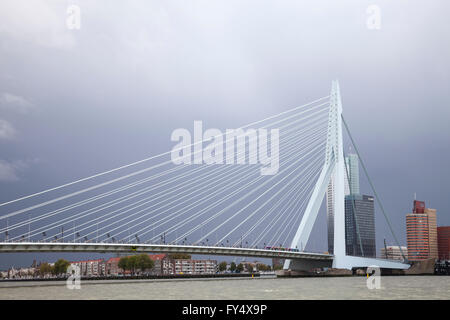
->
[7,267,19,279]
[135,253,167,275]
[105,257,122,276]
[105,254,216,276]
[172,259,217,275]
[18,267,36,278]
[162,256,175,275]
[3,266,36,279]
[406,200,438,261]
[344,194,376,257]
[437,226,450,260]
[70,259,106,277]
[240,260,265,272]
[380,246,408,261]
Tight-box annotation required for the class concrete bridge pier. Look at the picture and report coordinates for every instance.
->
[288,258,333,271]
[282,258,333,274]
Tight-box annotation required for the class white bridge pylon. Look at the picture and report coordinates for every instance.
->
[284,80,409,271]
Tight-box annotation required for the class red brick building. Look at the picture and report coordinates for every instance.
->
[105,257,123,275]
[437,226,450,260]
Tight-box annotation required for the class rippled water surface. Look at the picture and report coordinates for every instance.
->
[0,276,449,300]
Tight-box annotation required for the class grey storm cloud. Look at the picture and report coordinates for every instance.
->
[0,119,16,140]
[0,93,34,114]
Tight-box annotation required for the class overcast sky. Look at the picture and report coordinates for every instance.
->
[0,1,449,268]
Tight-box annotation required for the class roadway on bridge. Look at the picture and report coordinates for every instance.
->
[0,242,333,261]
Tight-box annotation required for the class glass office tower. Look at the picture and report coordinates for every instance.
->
[345,153,360,195]
[345,194,376,257]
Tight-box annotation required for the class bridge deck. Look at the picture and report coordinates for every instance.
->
[0,242,333,260]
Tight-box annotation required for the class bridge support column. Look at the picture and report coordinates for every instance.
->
[284,80,346,271]
[329,80,348,269]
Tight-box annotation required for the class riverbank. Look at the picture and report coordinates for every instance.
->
[0,275,276,289]
[0,273,271,286]
[2,272,447,290]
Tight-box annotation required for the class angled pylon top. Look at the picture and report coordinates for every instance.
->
[325,80,343,167]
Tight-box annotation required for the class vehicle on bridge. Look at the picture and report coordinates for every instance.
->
[264,246,300,252]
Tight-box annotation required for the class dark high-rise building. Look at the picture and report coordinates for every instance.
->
[437,226,450,260]
[345,194,376,257]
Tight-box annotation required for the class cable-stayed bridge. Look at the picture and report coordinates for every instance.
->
[0,81,410,271]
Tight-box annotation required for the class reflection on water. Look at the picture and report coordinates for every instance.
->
[0,276,449,300]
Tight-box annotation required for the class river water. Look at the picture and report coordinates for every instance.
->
[0,276,449,299]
